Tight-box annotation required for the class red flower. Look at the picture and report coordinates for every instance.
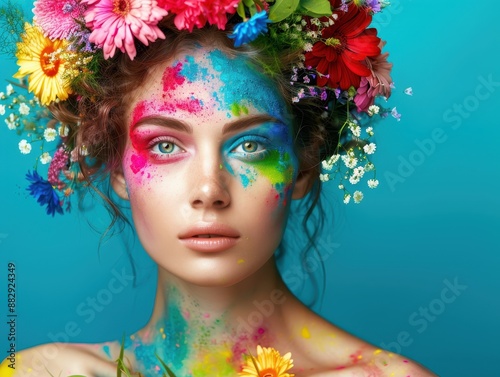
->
[305,3,381,90]
[159,0,239,32]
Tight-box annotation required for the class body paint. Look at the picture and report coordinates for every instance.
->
[124,287,271,376]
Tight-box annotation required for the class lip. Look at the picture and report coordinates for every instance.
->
[179,223,240,252]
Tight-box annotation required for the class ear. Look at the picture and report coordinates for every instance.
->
[110,169,129,201]
[292,166,317,199]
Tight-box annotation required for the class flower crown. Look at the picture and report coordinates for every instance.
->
[0,0,399,216]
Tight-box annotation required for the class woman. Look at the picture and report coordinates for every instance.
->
[1,0,436,376]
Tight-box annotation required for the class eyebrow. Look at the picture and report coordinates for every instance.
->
[131,114,284,135]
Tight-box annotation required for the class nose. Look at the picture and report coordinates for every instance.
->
[189,158,231,210]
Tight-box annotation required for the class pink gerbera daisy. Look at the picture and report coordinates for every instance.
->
[159,0,239,32]
[33,0,86,40]
[82,0,168,60]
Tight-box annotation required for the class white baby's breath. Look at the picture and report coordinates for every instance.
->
[367,179,379,188]
[5,114,16,130]
[343,194,351,204]
[40,152,52,164]
[6,84,14,96]
[341,154,358,169]
[44,128,57,142]
[0,104,5,116]
[19,102,30,115]
[367,105,379,116]
[353,191,364,203]
[18,139,31,154]
[363,142,377,155]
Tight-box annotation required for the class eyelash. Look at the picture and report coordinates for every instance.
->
[148,137,184,159]
[145,135,270,162]
[230,136,269,161]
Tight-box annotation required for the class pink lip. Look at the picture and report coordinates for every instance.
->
[179,223,240,252]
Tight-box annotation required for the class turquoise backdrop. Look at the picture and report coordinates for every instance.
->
[0,1,499,376]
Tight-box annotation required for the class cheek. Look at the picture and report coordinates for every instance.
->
[122,147,160,190]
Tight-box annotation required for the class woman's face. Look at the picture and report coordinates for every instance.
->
[117,46,301,287]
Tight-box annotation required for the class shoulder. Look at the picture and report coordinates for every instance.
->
[282,302,437,376]
[1,341,119,377]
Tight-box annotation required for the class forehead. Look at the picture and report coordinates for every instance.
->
[133,47,290,121]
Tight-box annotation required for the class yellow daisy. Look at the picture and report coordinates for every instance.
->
[239,345,294,377]
[14,22,72,105]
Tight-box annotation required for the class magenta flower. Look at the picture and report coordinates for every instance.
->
[48,147,70,189]
[33,0,86,40]
[82,0,168,60]
[159,0,239,32]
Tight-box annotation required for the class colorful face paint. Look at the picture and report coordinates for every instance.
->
[121,47,299,337]
[223,121,298,208]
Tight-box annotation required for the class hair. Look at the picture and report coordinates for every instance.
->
[50,16,344,302]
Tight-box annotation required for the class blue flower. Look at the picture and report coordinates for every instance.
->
[26,171,63,216]
[230,11,271,47]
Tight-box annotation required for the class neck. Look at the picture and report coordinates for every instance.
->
[129,258,292,374]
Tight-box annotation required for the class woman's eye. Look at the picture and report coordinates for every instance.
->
[151,140,181,155]
[230,138,270,162]
[233,140,264,154]
[242,141,258,153]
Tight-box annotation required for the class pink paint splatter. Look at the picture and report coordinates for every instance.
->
[130,153,147,174]
[163,62,185,92]
[131,100,147,126]
[157,98,202,114]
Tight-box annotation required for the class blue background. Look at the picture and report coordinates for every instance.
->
[1,1,499,376]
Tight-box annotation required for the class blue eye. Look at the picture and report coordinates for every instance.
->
[151,140,181,155]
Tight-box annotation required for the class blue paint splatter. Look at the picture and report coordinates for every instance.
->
[207,50,288,120]
[102,345,111,358]
[181,55,209,82]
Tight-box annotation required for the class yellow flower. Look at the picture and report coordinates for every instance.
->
[239,346,294,377]
[14,23,72,105]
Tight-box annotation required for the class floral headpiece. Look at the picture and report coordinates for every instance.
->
[0,0,399,215]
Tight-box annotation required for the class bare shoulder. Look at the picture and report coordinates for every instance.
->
[282,303,437,377]
[1,341,119,377]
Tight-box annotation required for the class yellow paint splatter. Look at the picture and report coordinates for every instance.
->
[357,354,363,360]
[237,259,245,264]
[301,326,311,339]
[374,349,382,355]
[0,356,16,377]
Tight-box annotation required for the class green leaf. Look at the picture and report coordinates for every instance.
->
[268,0,300,22]
[155,353,178,377]
[299,0,332,17]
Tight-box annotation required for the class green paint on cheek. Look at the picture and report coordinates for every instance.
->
[253,150,295,186]
[230,102,249,117]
